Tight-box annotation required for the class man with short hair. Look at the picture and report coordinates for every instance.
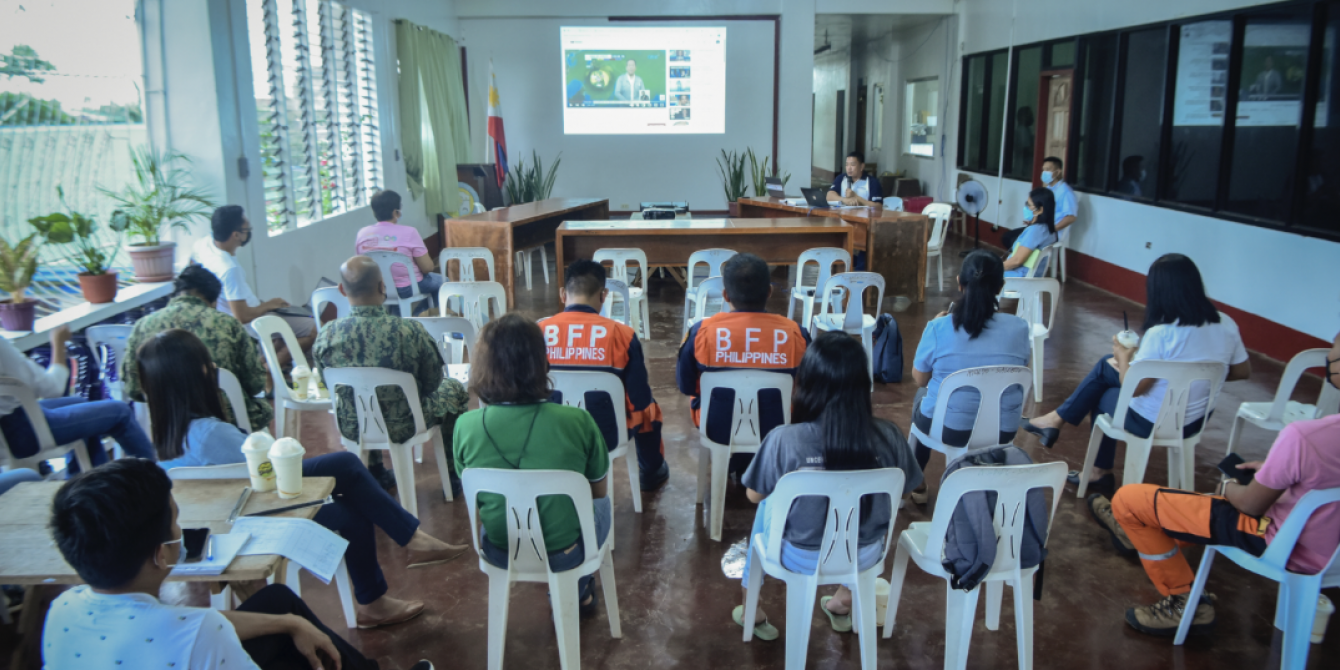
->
[355,190,443,315]
[826,151,883,207]
[540,260,669,490]
[1002,156,1079,251]
[312,256,468,482]
[192,206,316,350]
[614,59,646,102]
[43,458,432,669]
[121,265,273,432]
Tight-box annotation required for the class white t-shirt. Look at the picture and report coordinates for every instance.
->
[43,586,261,670]
[0,336,68,416]
[191,237,259,315]
[1128,313,1248,424]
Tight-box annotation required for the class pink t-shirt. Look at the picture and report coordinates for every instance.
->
[354,222,427,288]
[1254,413,1340,574]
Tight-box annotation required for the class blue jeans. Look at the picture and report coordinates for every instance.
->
[0,468,41,495]
[393,272,445,316]
[740,497,885,586]
[0,396,154,473]
[481,496,612,596]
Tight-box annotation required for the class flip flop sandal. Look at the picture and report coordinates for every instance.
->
[819,596,853,633]
[732,605,780,641]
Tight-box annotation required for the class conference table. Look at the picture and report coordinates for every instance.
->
[736,196,931,302]
[0,477,335,586]
[440,198,610,308]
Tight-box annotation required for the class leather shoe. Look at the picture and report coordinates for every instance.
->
[1022,421,1060,448]
[356,599,425,629]
[1068,470,1116,499]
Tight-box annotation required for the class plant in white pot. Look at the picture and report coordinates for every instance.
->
[29,187,122,304]
[103,148,215,282]
[0,234,42,332]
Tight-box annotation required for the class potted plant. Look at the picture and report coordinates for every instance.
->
[715,149,749,216]
[103,147,215,282]
[29,187,121,304]
[503,151,562,205]
[747,148,791,198]
[0,234,42,331]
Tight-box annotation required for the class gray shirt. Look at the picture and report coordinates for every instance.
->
[742,419,922,549]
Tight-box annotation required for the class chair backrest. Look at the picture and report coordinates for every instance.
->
[216,368,253,433]
[0,376,64,468]
[439,247,497,283]
[166,463,251,480]
[321,367,427,446]
[549,370,629,451]
[795,247,851,293]
[691,276,732,323]
[365,250,421,300]
[84,324,132,377]
[592,248,649,286]
[600,279,632,326]
[1254,487,1340,573]
[1263,348,1331,423]
[1111,360,1229,441]
[462,468,601,580]
[686,248,737,290]
[1002,277,1060,338]
[472,202,486,214]
[1024,245,1056,279]
[884,196,904,211]
[252,315,316,405]
[914,365,1033,450]
[311,286,350,333]
[699,370,794,448]
[763,469,906,579]
[816,272,886,331]
[923,462,1067,580]
[410,316,477,366]
[438,281,507,328]
[924,203,953,250]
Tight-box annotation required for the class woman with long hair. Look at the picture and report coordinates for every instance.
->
[907,250,1031,502]
[1003,187,1059,277]
[138,329,466,629]
[733,332,922,640]
[1024,254,1252,497]
[453,313,612,619]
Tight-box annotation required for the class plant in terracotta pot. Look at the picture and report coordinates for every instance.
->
[103,147,215,282]
[715,149,748,216]
[0,234,42,332]
[29,187,121,304]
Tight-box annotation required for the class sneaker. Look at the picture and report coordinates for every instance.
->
[1086,493,1136,558]
[1125,593,1216,637]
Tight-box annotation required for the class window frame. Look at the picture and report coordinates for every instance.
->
[904,76,940,159]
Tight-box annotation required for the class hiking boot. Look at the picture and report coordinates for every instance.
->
[1125,593,1216,637]
[909,484,929,506]
[1087,493,1136,558]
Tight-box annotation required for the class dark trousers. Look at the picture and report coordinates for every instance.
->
[0,396,154,473]
[238,584,378,670]
[306,452,420,604]
[1057,356,1206,470]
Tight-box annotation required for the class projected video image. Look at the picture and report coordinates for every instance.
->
[564,50,667,107]
[669,50,691,62]
[670,94,691,106]
[671,108,691,120]
[669,66,692,78]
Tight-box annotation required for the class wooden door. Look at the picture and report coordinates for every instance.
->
[1033,70,1073,185]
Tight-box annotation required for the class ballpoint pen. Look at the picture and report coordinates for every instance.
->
[206,536,214,562]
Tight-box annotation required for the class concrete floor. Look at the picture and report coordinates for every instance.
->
[5,236,1338,669]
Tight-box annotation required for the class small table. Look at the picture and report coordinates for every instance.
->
[0,477,336,585]
[0,282,174,352]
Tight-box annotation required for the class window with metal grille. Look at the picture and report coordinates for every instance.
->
[247,0,381,235]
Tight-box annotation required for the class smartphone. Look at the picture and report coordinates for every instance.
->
[182,528,211,564]
[1216,453,1254,486]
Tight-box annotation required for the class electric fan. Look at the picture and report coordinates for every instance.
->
[955,179,988,257]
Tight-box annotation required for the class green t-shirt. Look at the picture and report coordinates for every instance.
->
[453,402,610,552]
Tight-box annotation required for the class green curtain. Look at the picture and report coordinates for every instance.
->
[395,21,470,216]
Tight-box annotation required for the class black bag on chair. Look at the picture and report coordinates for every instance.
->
[871,314,904,383]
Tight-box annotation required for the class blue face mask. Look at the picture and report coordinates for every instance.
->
[1023,205,1035,221]
[1041,170,1055,184]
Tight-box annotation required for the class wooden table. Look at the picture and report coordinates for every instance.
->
[555,218,856,280]
[440,198,610,308]
[736,197,930,302]
[0,477,335,585]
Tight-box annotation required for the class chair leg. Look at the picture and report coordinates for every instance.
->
[696,446,711,507]
[925,254,932,288]
[1059,246,1067,283]
[388,445,419,518]
[1076,426,1105,498]
[623,448,643,513]
[293,408,303,444]
[540,245,550,285]
[1281,577,1321,670]
[853,569,879,670]
[709,447,730,541]
[210,584,233,611]
[742,541,766,641]
[1013,575,1035,670]
[937,253,944,292]
[945,583,981,670]
[600,551,623,638]
[787,293,797,320]
[1225,416,1245,456]
[274,406,287,440]
[432,430,454,502]
[1175,547,1217,644]
[1032,337,1044,403]
[335,558,357,629]
[1122,438,1154,494]
[638,295,651,341]
[985,580,1003,630]
[883,544,911,638]
[285,559,302,596]
[549,573,582,670]
[487,574,513,670]
[783,577,818,670]
[523,251,533,291]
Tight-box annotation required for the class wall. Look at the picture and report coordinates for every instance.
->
[812,46,850,179]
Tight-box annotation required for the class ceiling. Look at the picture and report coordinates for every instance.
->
[813,13,946,54]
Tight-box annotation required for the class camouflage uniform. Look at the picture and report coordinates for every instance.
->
[121,294,274,431]
[312,305,469,444]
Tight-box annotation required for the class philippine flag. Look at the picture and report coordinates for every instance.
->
[487,61,508,190]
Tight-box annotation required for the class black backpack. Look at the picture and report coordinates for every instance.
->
[871,314,904,383]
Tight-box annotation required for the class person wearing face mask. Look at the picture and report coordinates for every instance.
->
[191,206,316,351]
[1002,187,1058,278]
[826,151,884,206]
[1040,156,1078,236]
[1116,155,1146,198]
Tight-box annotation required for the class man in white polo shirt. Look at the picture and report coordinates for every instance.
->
[192,206,316,351]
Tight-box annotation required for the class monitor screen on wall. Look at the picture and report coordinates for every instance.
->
[561,26,726,134]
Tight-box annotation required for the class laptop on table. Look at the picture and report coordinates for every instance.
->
[800,187,834,209]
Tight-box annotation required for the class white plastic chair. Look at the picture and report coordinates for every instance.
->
[884,196,904,211]
[810,272,885,384]
[742,469,906,670]
[923,203,954,291]
[682,248,736,336]
[439,281,507,330]
[0,377,93,472]
[787,247,850,332]
[85,324,132,401]
[1076,360,1228,498]
[411,316,477,366]
[514,243,550,291]
[439,247,497,283]
[321,367,451,517]
[684,276,731,334]
[216,368,252,433]
[1175,487,1340,667]
[593,248,651,341]
[1002,277,1060,402]
[311,286,350,333]
[1048,236,1068,282]
[167,463,358,629]
[599,279,633,327]
[697,370,794,542]
[462,468,621,670]
[1225,348,1339,457]
[366,250,431,315]
[549,370,643,513]
[883,462,1067,670]
[253,316,332,442]
[910,365,1033,466]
